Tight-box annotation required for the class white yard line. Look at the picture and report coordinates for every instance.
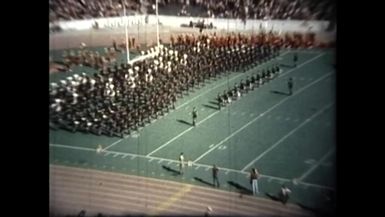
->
[146,110,220,157]
[276,53,325,79]
[193,71,333,163]
[298,148,335,181]
[50,143,334,191]
[241,103,334,171]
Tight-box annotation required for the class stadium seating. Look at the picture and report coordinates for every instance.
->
[49,0,335,22]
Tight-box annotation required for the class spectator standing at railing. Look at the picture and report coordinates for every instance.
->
[212,164,220,188]
[278,185,291,205]
[204,206,212,217]
[179,152,185,175]
[250,168,260,195]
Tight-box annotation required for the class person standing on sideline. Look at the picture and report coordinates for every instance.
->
[250,168,260,195]
[212,164,220,188]
[179,152,185,175]
[293,53,298,67]
[96,145,103,153]
[288,78,293,95]
[217,93,223,110]
[192,107,198,126]
[278,185,292,205]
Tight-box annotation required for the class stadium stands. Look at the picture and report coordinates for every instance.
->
[49,0,335,22]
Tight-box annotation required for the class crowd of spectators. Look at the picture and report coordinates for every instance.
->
[49,0,141,22]
[49,0,335,22]
[170,0,335,21]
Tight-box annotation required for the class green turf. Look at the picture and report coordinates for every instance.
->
[49,48,336,213]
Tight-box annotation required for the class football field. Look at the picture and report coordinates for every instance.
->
[50,48,336,212]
